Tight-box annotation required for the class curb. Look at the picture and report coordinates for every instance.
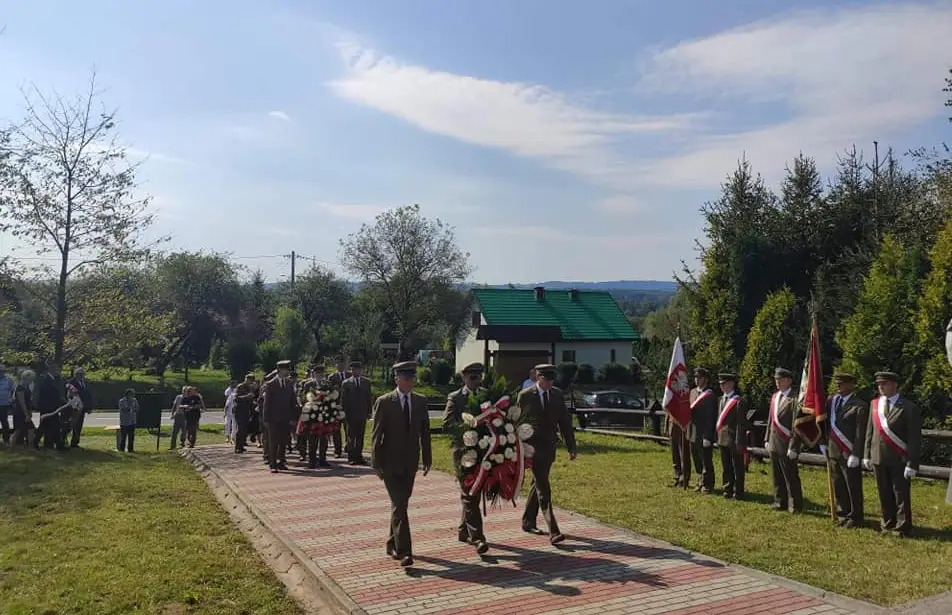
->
[184,448,367,615]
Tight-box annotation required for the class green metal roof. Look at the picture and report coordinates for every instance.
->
[472,288,639,341]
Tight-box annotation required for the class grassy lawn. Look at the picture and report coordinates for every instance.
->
[428,431,952,607]
[0,426,301,615]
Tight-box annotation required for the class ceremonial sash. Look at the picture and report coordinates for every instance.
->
[690,388,714,409]
[770,392,791,442]
[873,396,908,457]
[828,398,853,455]
[716,395,739,433]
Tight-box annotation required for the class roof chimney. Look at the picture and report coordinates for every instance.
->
[533,286,545,301]
[569,289,579,301]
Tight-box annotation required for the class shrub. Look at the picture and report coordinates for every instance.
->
[417,367,433,384]
[576,363,595,385]
[598,362,631,385]
[257,340,282,372]
[430,359,453,386]
[739,287,803,414]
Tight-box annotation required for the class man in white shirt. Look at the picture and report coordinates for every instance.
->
[520,369,537,391]
[766,367,803,513]
[822,372,867,528]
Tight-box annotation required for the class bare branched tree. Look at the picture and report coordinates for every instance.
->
[0,72,162,363]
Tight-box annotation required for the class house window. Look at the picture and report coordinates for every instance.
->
[471,311,481,328]
[561,350,576,363]
[610,349,616,363]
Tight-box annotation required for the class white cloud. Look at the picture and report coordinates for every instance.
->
[267,110,293,122]
[327,42,699,187]
[636,1,952,188]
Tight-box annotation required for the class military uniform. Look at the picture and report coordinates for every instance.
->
[262,361,299,472]
[371,361,432,567]
[232,375,256,453]
[714,373,748,500]
[342,361,373,464]
[442,362,489,553]
[688,368,718,493]
[863,371,921,537]
[823,373,867,527]
[766,367,803,513]
[328,357,351,457]
[260,369,278,464]
[519,364,577,545]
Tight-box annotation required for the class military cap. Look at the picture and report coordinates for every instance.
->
[276,359,292,369]
[834,372,856,382]
[694,367,712,379]
[244,373,255,379]
[534,363,557,379]
[874,371,899,383]
[348,360,362,369]
[461,362,484,374]
[393,360,417,374]
[773,367,794,379]
[717,372,737,382]
[310,363,326,372]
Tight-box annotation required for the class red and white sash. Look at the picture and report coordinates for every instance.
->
[770,392,791,442]
[873,396,908,457]
[828,396,853,455]
[691,388,714,409]
[716,394,739,433]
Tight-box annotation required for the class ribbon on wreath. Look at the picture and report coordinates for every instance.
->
[466,396,528,502]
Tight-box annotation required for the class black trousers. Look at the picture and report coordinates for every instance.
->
[36,416,64,449]
[384,472,416,557]
[266,422,289,468]
[117,425,136,452]
[874,464,912,535]
[459,489,485,542]
[670,424,690,485]
[770,451,803,512]
[184,411,201,447]
[347,418,366,461]
[830,458,864,524]
[71,410,87,446]
[333,428,343,456]
[690,440,715,490]
[719,445,745,497]
[523,452,560,535]
[233,407,250,451]
[0,405,10,443]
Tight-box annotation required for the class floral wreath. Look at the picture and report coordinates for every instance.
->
[300,382,345,437]
[449,376,535,507]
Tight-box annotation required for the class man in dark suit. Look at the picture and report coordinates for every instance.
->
[767,367,803,513]
[688,367,718,494]
[262,360,299,473]
[863,370,921,537]
[328,355,350,458]
[823,372,867,528]
[518,363,577,545]
[442,362,489,554]
[35,363,66,450]
[232,373,256,454]
[342,360,373,465]
[371,361,431,567]
[714,373,748,500]
[66,366,94,448]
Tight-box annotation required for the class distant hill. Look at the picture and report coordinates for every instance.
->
[482,280,677,293]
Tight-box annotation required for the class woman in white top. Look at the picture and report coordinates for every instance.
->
[223,381,237,444]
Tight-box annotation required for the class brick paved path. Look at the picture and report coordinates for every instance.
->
[191,446,865,615]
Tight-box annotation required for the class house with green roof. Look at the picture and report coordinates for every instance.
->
[456,286,639,386]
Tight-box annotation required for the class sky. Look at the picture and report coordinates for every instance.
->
[1,0,950,284]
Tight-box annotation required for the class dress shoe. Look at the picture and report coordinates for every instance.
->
[277,462,288,470]
[319,461,331,468]
[722,491,733,499]
[770,503,784,511]
[475,541,489,554]
[521,524,539,534]
[700,488,713,495]
[733,494,745,501]
[400,556,414,567]
[386,547,399,560]
[550,533,566,545]
[458,533,471,544]
[270,467,278,474]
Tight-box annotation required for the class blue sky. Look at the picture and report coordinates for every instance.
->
[1,0,950,284]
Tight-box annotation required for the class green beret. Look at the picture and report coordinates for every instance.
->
[834,372,856,382]
[717,373,737,382]
[874,371,899,383]
[774,367,794,379]
[461,362,484,374]
[393,360,417,374]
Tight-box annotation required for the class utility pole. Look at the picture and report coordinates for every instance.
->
[290,250,296,287]
[872,141,880,242]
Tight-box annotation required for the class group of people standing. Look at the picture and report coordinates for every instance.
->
[669,366,923,538]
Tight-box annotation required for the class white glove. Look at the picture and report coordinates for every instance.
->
[847,455,859,469]
[819,445,827,456]
[787,448,798,460]
[904,466,917,479]
[702,438,711,448]
[862,458,873,471]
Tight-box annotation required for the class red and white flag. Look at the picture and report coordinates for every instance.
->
[794,321,826,446]
[663,336,692,430]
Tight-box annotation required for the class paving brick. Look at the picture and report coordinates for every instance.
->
[190,446,863,615]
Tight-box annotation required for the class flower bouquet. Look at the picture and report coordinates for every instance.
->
[450,376,535,507]
[296,383,345,437]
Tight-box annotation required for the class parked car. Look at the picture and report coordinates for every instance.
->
[573,390,646,429]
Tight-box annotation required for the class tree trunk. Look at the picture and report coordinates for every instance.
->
[53,252,69,364]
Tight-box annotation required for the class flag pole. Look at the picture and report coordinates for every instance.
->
[812,311,836,523]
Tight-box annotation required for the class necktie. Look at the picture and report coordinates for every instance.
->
[542,391,549,409]
[402,395,411,428]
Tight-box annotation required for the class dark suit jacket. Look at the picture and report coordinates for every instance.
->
[714,393,748,448]
[443,387,486,465]
[687,387,718,443]
[35,373,62,413]
[822,394,868,460]
[766,391,801,454]
[864,395,922,469]
[67,378,94,412]
[342,376,374,421]
[516,385,576,459]
[371,390,432,477]
[329,371,351,388]
[261,377,299,424]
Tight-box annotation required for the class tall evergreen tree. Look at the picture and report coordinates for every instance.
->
[739,288,803,413]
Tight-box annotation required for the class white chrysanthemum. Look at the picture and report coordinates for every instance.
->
[481,461,492,471]
[504,423,515,433]
[328,390,340,400]
[309,412,317,421]
[498,435,508,447]
[337,411,346,419]
[504,447,515,460]
[478,437,490,449]
[517,423,534,441]
[460,412,475,427]
[317,415,324,422]
[508,406,521,422]
[461,450,479,468]
[507,433,517,444]
[491,418,503,428]
[462,430,479,447]
[523,443,535,457]
[493,453,505,463]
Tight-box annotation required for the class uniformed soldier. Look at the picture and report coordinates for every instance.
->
[863,371,921,537]
[519,363,577,545]
[820,372,867,528]
[232,373,256,454]
[442,362,490,555]
[329,355,351,458]
[667,410,691,488]
[688,368,718,494]
[766,367,803,513]
[342,360,373,465]
[262,362,298,472]
[715,373,748,500]
[260,369,278,465]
